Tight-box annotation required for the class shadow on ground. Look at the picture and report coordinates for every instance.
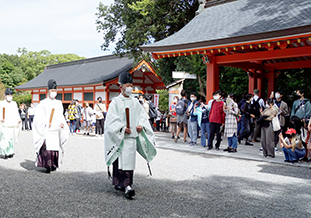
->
[0,162,310,218]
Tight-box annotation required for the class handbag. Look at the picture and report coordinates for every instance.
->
[272,116,281,132]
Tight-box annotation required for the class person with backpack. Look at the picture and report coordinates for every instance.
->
[251,89,265,142]
[174,89,189,143]
[291,89,311,120]
[187,93,199,145]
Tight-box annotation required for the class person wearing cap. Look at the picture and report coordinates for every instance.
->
[32,79,69,173]
[279,128,305,163]
[0,88,21,159]
[104,72,157,199]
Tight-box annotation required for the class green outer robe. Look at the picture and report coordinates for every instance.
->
[104,94,157,169]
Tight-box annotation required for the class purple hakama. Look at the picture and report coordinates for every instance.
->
[37,141,59,169]
[112,159,133,188]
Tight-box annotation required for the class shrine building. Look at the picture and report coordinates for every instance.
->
[15,55,165,109]
[141,0,311,99]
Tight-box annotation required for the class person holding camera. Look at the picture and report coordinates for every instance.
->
[279,128,305,163]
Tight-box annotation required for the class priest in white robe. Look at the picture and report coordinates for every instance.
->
[104,72,157,199]
[33,79,69,173]
[0,88,21,159]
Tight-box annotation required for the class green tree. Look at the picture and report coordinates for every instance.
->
[156,89,169,112]
[17,47,85,81]
[96,0,198,58]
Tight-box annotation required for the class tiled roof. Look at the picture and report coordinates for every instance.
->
[141,0,311,53]
[16,55,134,90]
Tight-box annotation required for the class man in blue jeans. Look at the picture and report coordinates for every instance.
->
[187,93,198,145]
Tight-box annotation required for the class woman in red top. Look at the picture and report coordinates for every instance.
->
[169,96,178,139]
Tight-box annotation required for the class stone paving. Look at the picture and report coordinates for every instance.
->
[154,131,311,168]
[0,130,311,217]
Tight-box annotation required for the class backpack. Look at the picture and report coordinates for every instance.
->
[149,102,157,119]
[176,99,186,115]
[251,98,261,117]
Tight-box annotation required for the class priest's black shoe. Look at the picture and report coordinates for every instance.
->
[51,166,57,171]
[115,186,125,192]
[45,167,51,173]
[125,189,135,199]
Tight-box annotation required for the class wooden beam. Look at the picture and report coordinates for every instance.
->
[216,46,311,64]
[221,62,267,71]
[264,60,311,70]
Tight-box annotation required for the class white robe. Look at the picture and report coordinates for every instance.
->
[104,94,157,171]
[33,98,69,154]
[0,100,21,155]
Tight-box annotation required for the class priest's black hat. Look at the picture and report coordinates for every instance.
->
[5,88,13,96]
[47,79,57,90]
[118,72,132,84]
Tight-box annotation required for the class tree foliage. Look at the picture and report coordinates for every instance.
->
[96,0,198,58]
[96,0,310,104]
[0,48,85,105]
[156,89,169,112]
[17,47,85,81]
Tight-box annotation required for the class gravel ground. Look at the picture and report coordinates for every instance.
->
[0,131,310,217]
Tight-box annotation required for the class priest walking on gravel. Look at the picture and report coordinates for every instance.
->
[104,72,157,199]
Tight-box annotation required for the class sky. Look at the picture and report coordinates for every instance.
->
[0,0,115,58]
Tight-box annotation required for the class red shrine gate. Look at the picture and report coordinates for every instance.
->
[141,0,311,99]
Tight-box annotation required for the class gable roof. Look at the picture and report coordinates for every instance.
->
[16,55,134,90]
[141,0,311,53]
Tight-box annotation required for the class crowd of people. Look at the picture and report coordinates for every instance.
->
[167,88,311,164]
[58,97,106,136]
[1,76,311,199]
[2,84,311,167]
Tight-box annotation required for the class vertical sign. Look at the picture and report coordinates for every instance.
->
[153,94,159,108]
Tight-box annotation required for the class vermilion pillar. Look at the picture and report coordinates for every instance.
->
[206,55,219,102]
[248,71,257,94]
[257,70,264,98]
[266,71,276,97]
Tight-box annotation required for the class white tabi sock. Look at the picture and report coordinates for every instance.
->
[125,185,132,193]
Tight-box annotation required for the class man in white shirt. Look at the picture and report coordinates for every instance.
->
[28,103,35,130]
